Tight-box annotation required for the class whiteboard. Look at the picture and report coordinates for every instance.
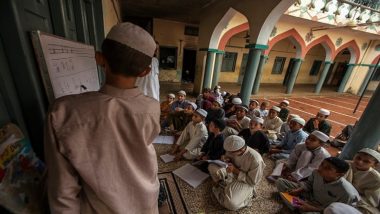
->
[31,31,100,102]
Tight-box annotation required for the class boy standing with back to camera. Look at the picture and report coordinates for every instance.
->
[44,23,161,213]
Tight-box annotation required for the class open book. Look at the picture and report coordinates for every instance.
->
[173,164,209,188]
[192,159,228,168]
[279,192,302,210]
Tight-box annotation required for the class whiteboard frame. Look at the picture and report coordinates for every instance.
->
[30,30,99,103]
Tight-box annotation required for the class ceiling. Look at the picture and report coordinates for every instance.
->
[120,0,218,24]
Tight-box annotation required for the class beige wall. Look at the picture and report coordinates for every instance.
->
[153,19,199,82]
[102,0,120,35]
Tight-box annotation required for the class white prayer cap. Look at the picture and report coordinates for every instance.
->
[106,22,156,57]
[187,102,197,110]
[250,99,260,105]
[311,130,330,142]
[237,105,249,112]
[358,148,380,163]
[214,85,221,89]
[319,108,330,116]
[224,135,245,152]
[167,93,175,98]
[195,108,208,118]
[253,117,264,125]
[281,100,290,106]
[232,97,242,105]
[271,106,281,112]
[221,91,227,96]
[289,114,300,118]
[291,117,305,126]
[177,90,186,96]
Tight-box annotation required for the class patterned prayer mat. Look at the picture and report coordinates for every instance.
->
[158,172,188,214]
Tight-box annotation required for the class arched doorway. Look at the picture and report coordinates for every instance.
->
[329,49,351,87]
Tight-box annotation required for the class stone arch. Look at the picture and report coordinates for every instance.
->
[263,29,306,59]
[333,40,360,64]
[208,8,240,49]
[304,35,335,61]
[371,55,380,64]
[218,22,249,50]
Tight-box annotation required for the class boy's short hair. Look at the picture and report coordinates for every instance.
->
[101,23,156,77]
[261,101,269,106]
[210,118,226,131]
[324,157,349,173]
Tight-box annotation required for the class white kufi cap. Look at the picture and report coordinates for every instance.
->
[281,100,290,105]
[253,117,264,124]
[358,148,380,163]
[319,108,330,116]
[232,97,242,105]
[224,135,245,152]
[311,130,330,142]
[106,22,156,57]
[195,108,208,118]
[291,117,306,126]
[271,106,281,112]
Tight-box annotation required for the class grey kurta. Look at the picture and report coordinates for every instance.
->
[44,85,161,213]
[300,171,360,208]
[208,147,266,211]
[287,143,331,181]
[345,161,380,214]
[176,121,208,159]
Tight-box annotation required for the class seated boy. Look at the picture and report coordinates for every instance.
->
[238,117,270,155]
[223,105,251,137]
[269,130,330,182]
[263,106,283,140]
[276,157,360,213]
[170,90,189,112]
[248,99,260,119]
[166,102,196,131]
[208,136,266,211]
[304,108,332,136]
[259,101,269,118]
[160,93,175,126]
[196,88,215,110]
[278,100,290,122]
[171,109,208,160]
[205,100,225,125]
[277,114,300,140]
[325,148,380,214]
[196,119,226,172]
[269,117,308,160]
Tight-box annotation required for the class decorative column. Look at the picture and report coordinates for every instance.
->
[240,44,268,105]
[201,49,216,89]
[211,52,224,88]
[338,64,355,93]
[315,61,332,94]
[286,58,303,94]
[252,55,268,94]
[357,66,375,96]
[340,83,380,160]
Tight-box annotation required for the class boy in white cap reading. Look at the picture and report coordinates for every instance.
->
[238,117,270,155]
[278,100,290,122]
[263,106,284,140]
[208,135,266,211]
[325,148,380,214]
[304,108,332,136]
[171,109,208,160]
[269,130,330,182]
[170,90,189,112]
[45,23,161,213]
[269,117,308,160]
[276,157,360,213]
[224,105,251,137]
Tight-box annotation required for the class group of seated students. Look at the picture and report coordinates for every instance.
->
[159,87,380,213]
